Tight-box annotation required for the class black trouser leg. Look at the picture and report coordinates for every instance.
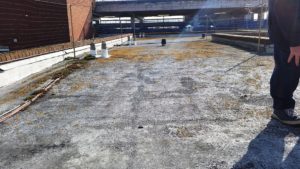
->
[270,44,300,110]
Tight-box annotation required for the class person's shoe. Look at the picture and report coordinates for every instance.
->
[272,109,300,126]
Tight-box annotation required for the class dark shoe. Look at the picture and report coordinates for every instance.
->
[272,109,300,126]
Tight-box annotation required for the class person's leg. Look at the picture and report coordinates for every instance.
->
[271,43,300,110]
[270,43,300,125]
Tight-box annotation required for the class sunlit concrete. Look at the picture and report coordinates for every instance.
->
[1,36,300,169]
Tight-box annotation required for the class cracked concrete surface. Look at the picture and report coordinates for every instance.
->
[1,36,300,169]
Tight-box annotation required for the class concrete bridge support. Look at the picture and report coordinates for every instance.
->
[131,15,136,40]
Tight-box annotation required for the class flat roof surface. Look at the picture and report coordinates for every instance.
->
[1,36,300,169]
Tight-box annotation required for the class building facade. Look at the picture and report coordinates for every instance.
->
[67,0,95,42]
[0,0,94,51]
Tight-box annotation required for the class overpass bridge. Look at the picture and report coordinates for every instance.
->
[94,0,265,17]
[94,0,268,35]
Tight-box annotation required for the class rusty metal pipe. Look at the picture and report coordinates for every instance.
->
[0,78,61,123]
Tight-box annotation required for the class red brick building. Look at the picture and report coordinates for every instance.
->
[67,0,95,42]
[0,0,94,51]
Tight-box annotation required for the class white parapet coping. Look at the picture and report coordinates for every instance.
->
[0,36,131,88]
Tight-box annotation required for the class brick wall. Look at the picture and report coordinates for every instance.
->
[67,0,95,42]
[0,0,70,51]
